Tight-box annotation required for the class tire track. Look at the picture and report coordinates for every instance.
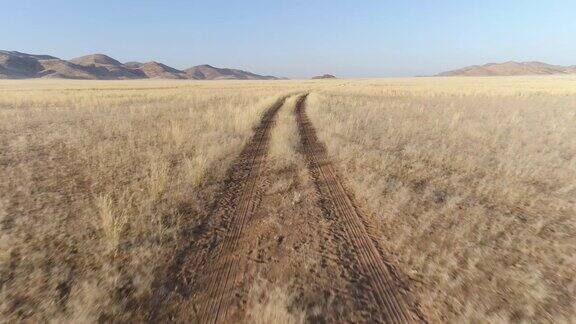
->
[295,94,424,323]
[190,96,287,323]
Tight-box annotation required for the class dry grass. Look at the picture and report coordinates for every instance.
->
[247,278,305,324]
[1,77,575,323]
[306,77,576,323]
[269,95,301,166]
[0,80,298,322]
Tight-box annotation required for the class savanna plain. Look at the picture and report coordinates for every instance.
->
[1,77,575,323]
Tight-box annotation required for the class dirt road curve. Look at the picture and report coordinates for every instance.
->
[190,96,288,323]
[295,94,423,323]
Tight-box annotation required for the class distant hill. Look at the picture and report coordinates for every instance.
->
[436,61,576,76]
[0,50,59,78]
[185,64,278,80]
[36,59,100,79]
[69,54,145,79]
[0,50,280,80]
[137,62,187,79]
[312,74,337,79]
[0,50,58,61]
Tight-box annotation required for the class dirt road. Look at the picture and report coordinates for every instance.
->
[187,96,288,323]
[295,94,424,323]
[174,94,424,323]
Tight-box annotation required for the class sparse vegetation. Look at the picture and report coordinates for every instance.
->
[0,80,295,321]
[247,278,305,324]
[306,76,576,322]
[270,95,300,165]
[1,77,575,322]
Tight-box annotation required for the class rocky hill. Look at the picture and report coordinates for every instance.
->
[185,64,278,80]
[436,61,576,76]
[312,74,337,79]
[0,50,280,80]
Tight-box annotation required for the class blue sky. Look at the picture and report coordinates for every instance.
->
[1,0,575,78]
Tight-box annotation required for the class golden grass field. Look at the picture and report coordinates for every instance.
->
[306,78,576,322]
[1,77,575,322]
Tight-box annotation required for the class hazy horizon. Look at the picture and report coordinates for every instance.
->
[2,0,575,78]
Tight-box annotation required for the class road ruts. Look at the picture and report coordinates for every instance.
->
[191,96,287,324]
[295,94,423,323]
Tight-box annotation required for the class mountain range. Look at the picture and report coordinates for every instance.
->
[0,50,280,80]
[436,61,576,76]
[4,51,574,79]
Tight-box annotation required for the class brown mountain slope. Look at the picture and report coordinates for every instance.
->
[1,51,130,79]
[70,54,145,79]
[36,59,101,79]
[124,62,144,68]
[1,53,40,79]
[70,53,124,66]
[437,61,575,76]
[185,64,279,80]
[136,62,187,79]
[0,51,56,78]
[0,51,104,80]
[0,50,58,62]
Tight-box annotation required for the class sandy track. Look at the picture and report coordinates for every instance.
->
[168,94,424,323]
[295,94,424,323]
[186,96,288,323]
